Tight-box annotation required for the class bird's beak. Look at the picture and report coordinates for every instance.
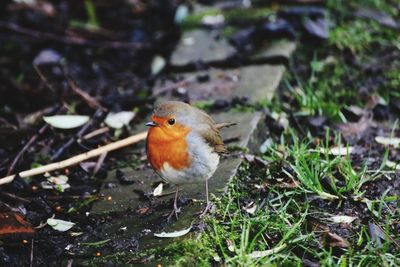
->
[145,121,158,127]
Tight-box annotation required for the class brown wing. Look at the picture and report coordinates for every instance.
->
[191,106,235,154]
[200,125,227,154]
[197,113,230,154]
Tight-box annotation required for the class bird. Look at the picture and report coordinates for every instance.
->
[145,101,235,220]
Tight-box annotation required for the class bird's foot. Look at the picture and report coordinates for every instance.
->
[199,202,212,218]
[167,206,181,222]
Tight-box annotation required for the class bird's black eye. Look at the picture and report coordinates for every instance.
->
[168,118,175,125]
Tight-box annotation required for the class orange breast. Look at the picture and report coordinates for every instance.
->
[146,123,192,171]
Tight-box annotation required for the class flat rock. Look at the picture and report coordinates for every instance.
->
[170,29,236,66]
[88,111,265,256]
[92,111,262,214]
[250,40,296,62]
[154,64,285,103]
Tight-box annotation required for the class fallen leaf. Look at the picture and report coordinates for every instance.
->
[47,218,75,232]
[226,239,235,252]
[248,244,287,258]
[48,175,68,185]
[151,55,166,75]
[104,111,135,129]
[0,212,35,237]
[375,136,400,147]
[154,225,192,238]
[137,207,150,215]
[43,115,89,129]
[153,183,163,197]
[70,232,83,237]
[174,4,189,24]
[337,113,372,141]
[259,138,273,154]
[41,175,71,192]
[330,215,357,224]
[368,222,388,248]
[13,0,36,4]
[243,202,257,214]
[324,232,349,248]
[33,49,61,65]
[271,112,289,130]
[385,160,400,170]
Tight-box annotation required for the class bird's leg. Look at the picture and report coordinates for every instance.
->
[167,186,181,221]
[199,180,211,217]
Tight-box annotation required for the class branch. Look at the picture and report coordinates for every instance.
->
[0,21,150,50]
[50,109,106,161]
[0,131,147,186]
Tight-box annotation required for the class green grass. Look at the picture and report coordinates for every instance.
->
[157,161,399,266]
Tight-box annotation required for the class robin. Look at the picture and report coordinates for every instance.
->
[145,101,235,220]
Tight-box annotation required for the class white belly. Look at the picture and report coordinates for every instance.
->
[158,133,220,185]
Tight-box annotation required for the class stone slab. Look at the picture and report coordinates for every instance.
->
[86,111,265,258]
[91,111,262,214]
[170,29,236,67]
[250,40,296,61]
[154,64,285,103]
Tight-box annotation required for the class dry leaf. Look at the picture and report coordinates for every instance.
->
[226,239,235,252]
[153,183,163,197]
[43,115,89,129]
[47,218,75,232]
[154,226,192,238]
[325,232,349,248]
[386,160,400,170]
[243,202,257,214]
[375,136,400,147]
[337,113,372,140]
[104,111,135,129]
[248,244,287,258]
[330,215,357,224]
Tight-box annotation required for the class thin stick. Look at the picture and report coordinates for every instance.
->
[51,109,105,161]
[30,239,34,267]
[66,77,105,111]
[93,152,107,176]
[0,21,149,50]
[7,123,49,175]
[80,127,109,141]
[0,131,147,186]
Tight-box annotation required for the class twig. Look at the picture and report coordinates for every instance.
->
[30,239,34,267]
[33,64,57,92]
[7,123,50,175]
[0,131,147,185]
[51,67,107,161]
[0,190,31,203]
[66,78,105,111]
[0,21,150,50]
[93,152,107,176]
[51,109,106,161]
[80,127,109,141]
